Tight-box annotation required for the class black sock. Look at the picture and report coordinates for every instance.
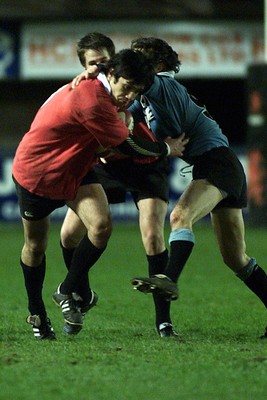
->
[60,235,105,295]
[164,240,194,283]
[244,265,267,308]
[147,249,171,327]
[20,256,46,317]
[60,241,75,270]
[60,241,91,303]
[147,249,169,277]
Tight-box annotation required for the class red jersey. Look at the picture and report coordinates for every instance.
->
[12,77,130,200]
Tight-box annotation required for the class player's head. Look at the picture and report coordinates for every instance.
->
[131,37,181,74]
[77,32,115,69]
[106,49,155,108]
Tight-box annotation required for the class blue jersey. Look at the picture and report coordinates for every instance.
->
[129,72,229,165]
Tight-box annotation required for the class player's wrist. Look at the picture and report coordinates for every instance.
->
[164,142,171,156]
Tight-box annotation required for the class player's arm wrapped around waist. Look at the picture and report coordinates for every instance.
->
[114,134,170,158]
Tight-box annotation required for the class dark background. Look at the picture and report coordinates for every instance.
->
[0,0,263,148]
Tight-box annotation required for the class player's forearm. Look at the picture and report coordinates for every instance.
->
[115,135,169,158]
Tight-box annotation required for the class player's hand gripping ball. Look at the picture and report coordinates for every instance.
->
[117,110,134,133]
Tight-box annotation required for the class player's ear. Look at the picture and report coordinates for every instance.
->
[107,68,118,84]
[155,62,165,73]
[107,68,114,78]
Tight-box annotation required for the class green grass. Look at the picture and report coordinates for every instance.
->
[0,222,267,400]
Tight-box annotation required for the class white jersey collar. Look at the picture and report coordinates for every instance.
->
[97,72,111,94]
[157,71,175,78]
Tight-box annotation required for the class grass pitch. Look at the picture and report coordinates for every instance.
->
[0,222,266,400]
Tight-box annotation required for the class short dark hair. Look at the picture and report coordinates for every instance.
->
[106,49,155,92]
[131,37,181,73]
[77,32,115,67]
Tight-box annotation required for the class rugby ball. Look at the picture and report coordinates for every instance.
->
[96,110,134,157]
[118,110,134,133]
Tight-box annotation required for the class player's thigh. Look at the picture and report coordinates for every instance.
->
[211,207,249,268]
[171,179,224,226]
[67,183,111,230]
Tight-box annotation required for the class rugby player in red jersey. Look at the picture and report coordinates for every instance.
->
[12,48,187,339]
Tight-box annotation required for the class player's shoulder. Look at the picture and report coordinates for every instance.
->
[157,74,186,91]
[75,77,99,89]
[69,79,97,99]
[73,78,110,103]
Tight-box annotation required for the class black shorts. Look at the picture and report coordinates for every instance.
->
[13,170,99,220]
[192,147,247,209]
[93,158,170,205]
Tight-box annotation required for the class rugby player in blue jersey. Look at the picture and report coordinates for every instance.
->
[129,37,267,339]
[68,35,267,339]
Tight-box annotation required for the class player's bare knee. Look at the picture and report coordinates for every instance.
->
[23,242,46,265]
[60,227,82,248]
[92,217,112,242]
[61,235,81,249]
[25,238,46,253]
[170,207,191,228]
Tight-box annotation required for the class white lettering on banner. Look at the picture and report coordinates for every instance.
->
[0,158,15,196]
[21,21,264,79]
